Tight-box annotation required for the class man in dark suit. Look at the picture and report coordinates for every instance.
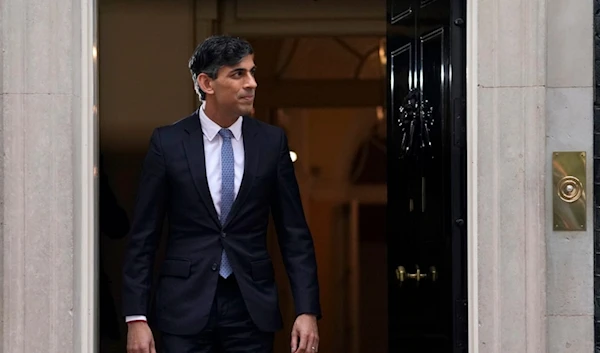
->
[122,35,321,353]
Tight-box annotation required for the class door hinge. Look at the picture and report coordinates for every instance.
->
[454,18,465,27]
[453,98,466,147]
[454,299,468,352]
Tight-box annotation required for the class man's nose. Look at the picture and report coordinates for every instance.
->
[245,74,257,89]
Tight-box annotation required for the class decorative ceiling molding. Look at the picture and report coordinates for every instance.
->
[219,0,385,36]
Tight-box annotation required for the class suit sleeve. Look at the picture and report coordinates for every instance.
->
[271,130,322,319]
[122,128,168,317]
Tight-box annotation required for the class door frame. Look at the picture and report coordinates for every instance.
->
[77,0,99,352]
[78,0,479,351]
[465,0,478,351]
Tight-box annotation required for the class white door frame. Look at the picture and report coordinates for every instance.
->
[76,0,99,352]
[465,0,479,351]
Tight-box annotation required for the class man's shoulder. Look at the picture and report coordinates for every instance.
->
[243,116,284,139]
[153,111,200,139]
[151,113,286,144]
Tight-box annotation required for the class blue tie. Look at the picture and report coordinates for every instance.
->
[218,129,234,278]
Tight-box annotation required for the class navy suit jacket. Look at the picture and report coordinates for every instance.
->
[122,111,321,335]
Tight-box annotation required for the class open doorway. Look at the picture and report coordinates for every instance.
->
[269,106,387,353]
[98,15,387,350]
[97,0,467,352]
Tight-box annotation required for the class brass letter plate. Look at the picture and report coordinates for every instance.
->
[553,151,586,231]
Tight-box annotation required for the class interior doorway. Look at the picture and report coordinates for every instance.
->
[96,0,468,352]
[97,30,389,352]
[268,106,387,353]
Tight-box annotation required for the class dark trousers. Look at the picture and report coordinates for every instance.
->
[161,275,274,353]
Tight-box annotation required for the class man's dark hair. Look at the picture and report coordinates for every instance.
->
[188,35,254,100]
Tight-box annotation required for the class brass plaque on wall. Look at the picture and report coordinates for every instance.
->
[553,151,586,231]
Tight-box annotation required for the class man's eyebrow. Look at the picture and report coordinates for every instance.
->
[228,66,257,73]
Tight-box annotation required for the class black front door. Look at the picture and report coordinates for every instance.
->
[386,0,468,352]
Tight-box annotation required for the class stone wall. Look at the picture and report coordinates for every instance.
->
[470,0,595,350]
[546,0,594,351]
[468,0,547,350]
[0,0,94,352]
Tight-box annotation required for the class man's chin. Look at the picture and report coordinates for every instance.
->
[239,106,254,116]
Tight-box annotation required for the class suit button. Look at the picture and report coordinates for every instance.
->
[221,232,226,238]
[212,263,218,271]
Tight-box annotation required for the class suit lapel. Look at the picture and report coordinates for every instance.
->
[223,117,259,228]
[182,114,221,227]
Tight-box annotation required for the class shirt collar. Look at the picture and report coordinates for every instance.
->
[199,101,243,142]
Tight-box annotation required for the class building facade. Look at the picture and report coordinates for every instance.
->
[0,0,596,352]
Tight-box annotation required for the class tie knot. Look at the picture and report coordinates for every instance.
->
[219,128,234,140]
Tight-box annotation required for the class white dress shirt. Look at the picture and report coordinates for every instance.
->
[126,103,245,323]
[199,104,245,216]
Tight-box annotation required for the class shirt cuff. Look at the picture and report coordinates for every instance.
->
[125,315,147,323]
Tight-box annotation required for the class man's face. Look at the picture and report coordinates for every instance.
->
[206,54,257,117]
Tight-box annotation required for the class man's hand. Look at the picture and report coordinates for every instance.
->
[290,314,319,353]
[127,321,156,353]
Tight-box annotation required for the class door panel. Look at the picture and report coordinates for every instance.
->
[386,0,467,351]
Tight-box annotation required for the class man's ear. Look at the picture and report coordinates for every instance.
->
[198,73,214,96]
